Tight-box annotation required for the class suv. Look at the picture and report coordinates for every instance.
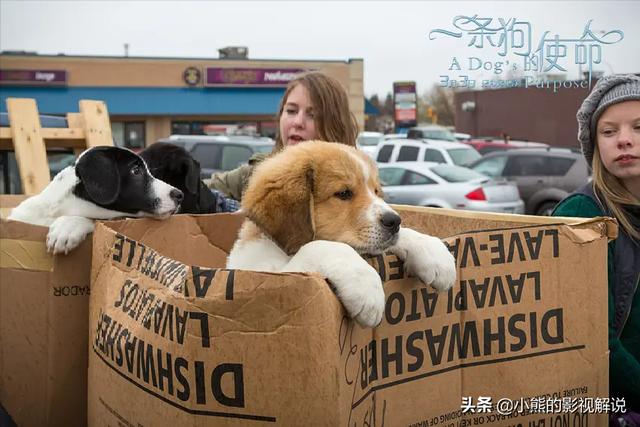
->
[407,125,457,142]
[375,138,482,167]
[356,131,384,159]
[468,148,590,215]
[156,134,274,179]
[463,138,550,155]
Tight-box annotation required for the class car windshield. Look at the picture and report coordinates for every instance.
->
[425,129,457,142]
[430,165,487,182]
[447,148,482,166]
[358,136,383,146]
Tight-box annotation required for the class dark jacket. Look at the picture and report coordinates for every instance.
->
[553,183,640,410]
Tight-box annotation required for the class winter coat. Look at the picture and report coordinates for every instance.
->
[553,184,640,410]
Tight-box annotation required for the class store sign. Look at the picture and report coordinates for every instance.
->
[395,108,417,121]
[393,81,418,128]
[0,69,67,86]
[205,68,306,87]
[182,67,202,86]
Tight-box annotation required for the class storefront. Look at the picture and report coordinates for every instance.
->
[0,53,364,148]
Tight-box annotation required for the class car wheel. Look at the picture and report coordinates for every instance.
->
[536,201,558,216]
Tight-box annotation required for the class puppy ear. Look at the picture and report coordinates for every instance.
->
[75,148,120,205]
[184,158,200,194]
[242,156,315,255]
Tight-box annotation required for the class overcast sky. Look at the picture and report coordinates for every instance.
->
[1,0,639,96]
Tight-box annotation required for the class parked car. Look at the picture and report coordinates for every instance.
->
[407,125,457,142]
[468,148,590,215]
[454,132,472,141]
[375,138,482,167]
[356,131,384,158]
[155,134,274,179]
[463,138,550,155]
[383,133,407,141]
[0,112,76,194]
[378,162,524,214]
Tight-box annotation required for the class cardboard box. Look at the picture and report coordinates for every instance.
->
[87,207,614,426]
[0,195,92,427]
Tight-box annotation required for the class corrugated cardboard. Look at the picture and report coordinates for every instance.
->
[88,207,614,426]
[0,195,92,427]
[0,195,29,220]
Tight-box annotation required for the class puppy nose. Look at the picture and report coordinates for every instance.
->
[170,189,184,204]
[380,211,401,234]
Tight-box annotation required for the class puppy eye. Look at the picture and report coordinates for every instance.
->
[334,189,353,200]
[130,165,142,176]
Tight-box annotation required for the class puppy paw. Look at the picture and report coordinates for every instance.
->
[284,240,385,328]
[47,216,95,255]
[391,228,457,292]
[332,263,385,328]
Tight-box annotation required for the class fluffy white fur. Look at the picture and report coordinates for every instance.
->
[229,228,455,327]
[9,163,178,255]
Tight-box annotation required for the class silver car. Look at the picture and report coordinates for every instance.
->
[468,148,590,215]
[156,134,274,179]
[378,162,525,214]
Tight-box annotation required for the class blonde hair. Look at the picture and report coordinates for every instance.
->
[274,72,359,151]
[591,144,640,240]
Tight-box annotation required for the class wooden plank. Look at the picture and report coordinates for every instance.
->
[1,127,86,141]
[79,100,113,147]
[6,98,50,195]
[0,128,11,140]
[66,112,84,129]
[66,114,86,156]
[0,127,87,150]
[41,127,85,140]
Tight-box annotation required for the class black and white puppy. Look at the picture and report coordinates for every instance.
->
[8,146,183,254]
[139,142,217,214]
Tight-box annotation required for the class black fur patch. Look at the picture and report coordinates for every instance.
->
[140,143,217,214]
[73,146,159,214]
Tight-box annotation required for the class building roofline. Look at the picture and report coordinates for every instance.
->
[0,51,363,64]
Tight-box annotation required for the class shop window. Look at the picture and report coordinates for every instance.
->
[171,122,191,135]
[170,120,271,137]
[112,122,125,146]
[112,122,145,149]
[125,123,145,149]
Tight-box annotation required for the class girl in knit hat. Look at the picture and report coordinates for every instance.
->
[553,74,640,426]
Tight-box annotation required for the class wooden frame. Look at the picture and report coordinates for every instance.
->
[0,98,114,195]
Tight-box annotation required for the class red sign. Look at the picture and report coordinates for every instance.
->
[395,109,417,121]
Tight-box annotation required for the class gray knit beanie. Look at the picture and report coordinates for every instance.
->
[576,74,640,165]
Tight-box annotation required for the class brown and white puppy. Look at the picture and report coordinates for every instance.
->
[227,141,456,327]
